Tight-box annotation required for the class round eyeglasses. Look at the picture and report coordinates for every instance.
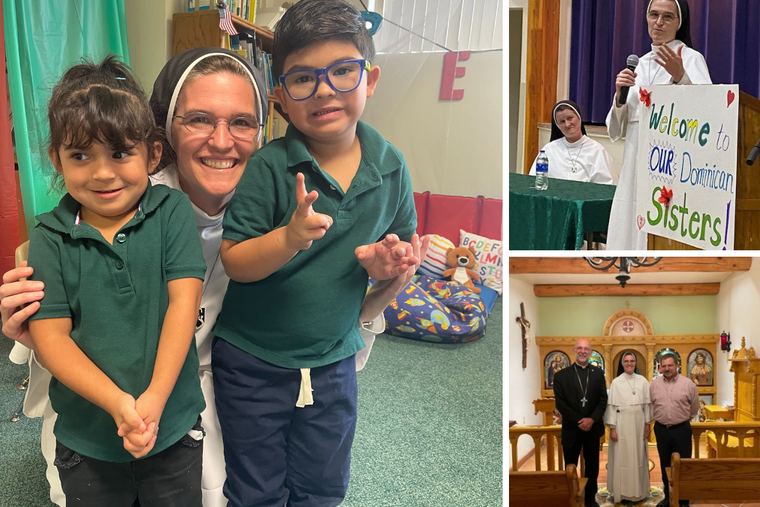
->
[647,10,678,24]
[278,59,371,101]
[173,112,263,140]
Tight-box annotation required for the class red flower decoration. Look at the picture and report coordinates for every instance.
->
[658,186,673,206]
[639,87,652,107]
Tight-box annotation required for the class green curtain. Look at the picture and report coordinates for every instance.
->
[4,0,129,230]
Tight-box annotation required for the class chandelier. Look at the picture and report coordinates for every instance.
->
[584,257,662,288]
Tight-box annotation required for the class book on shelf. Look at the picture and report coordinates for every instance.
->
[229,0,257,23]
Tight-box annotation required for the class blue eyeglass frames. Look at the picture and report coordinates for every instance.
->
[278,59,372,101]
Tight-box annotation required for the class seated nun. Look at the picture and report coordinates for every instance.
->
[530,100,616,185]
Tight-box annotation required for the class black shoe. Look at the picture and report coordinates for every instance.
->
[655,500,669,507]
[585,500,600,507]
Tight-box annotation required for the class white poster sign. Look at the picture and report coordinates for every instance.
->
[635,84,739,250]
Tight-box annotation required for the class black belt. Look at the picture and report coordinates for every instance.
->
[655,420,690,430]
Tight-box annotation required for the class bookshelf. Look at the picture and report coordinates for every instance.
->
[172,9,287,141]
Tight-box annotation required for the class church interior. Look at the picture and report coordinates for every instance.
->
[509,256,760,506]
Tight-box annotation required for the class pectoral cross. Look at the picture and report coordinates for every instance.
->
[516,303,531,370]
[581,397,587,407]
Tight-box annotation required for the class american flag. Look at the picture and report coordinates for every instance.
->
[218,1,238,36]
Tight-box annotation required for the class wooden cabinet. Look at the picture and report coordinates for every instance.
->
[172,9,273,56]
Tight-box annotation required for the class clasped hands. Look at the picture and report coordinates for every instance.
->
[578,417,594,432]
[111,389,166,458]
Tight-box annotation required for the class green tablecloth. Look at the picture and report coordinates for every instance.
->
[509,173,616,250]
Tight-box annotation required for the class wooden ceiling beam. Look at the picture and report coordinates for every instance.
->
[534,283,721,297]
[510,257,752,275]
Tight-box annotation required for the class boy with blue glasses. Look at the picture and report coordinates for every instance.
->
[213,0,420,506]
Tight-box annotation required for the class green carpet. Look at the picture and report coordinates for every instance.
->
[344,297,503,506]
[0,336,55,507]
[0,297,502,506]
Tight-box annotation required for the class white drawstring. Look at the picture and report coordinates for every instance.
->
[296,368,314,408]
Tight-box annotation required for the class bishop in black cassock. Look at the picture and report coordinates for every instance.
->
[553,338,608,507]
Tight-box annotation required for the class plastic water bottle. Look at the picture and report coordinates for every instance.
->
[535,150,549,190]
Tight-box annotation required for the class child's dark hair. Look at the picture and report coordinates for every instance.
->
[272,0,375,80]
[48,55,163,188]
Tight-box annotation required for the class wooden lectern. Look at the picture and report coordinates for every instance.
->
[649,91,760,250]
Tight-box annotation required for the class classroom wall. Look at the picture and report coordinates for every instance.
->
[363,51,503,199]
[125,1,183,93]
[508,277,543,468]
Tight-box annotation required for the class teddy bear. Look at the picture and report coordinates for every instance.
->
[442,245,481,293]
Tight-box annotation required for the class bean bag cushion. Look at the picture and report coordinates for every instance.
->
[382,275,487,343]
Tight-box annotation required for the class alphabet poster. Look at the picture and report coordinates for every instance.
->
[636,84,739,250]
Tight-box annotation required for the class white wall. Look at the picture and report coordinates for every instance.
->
[125,1,183,93]
[716,261,760,405]
[508,276,543,468]
[363,51,502,199]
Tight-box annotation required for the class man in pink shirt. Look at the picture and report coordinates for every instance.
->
[650,353,699,507]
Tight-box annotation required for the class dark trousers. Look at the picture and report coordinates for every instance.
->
[55,422,204,507]
[212,337,358,507]
[562,430,600,505]
[654,421,692,507]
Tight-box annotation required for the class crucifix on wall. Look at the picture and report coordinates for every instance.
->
[516,302,531,370]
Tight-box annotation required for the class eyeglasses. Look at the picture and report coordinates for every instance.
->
[648,10,679,24]
[279,59,371,101]
[173,112,262,140]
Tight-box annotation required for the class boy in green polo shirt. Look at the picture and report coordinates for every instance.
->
[213,0,418,505]
[26,57,207,506]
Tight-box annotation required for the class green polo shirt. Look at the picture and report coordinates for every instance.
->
[28,182,207,463]
[217,120,417,368]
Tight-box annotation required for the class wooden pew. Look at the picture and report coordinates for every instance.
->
[508,463,585,507]
[667,452,760,507]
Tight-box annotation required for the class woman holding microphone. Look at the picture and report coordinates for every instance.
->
[606,0,711,250]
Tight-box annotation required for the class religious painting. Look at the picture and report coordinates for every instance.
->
[695,395,714,422]
[544,351,570,389]
[589,350,605,372]
[687,349,714,386]
[653,348,682,379]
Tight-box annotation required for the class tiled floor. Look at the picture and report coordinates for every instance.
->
[515,442,760,507]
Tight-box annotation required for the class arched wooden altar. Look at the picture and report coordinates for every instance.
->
[535,307,720,421]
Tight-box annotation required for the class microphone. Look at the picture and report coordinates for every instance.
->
[747,138,760,166]
[619,54,639,105]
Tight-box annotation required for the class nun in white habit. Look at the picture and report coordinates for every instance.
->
[604,352,652,504]
[530,99,616,185]
[606,0,712,250]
